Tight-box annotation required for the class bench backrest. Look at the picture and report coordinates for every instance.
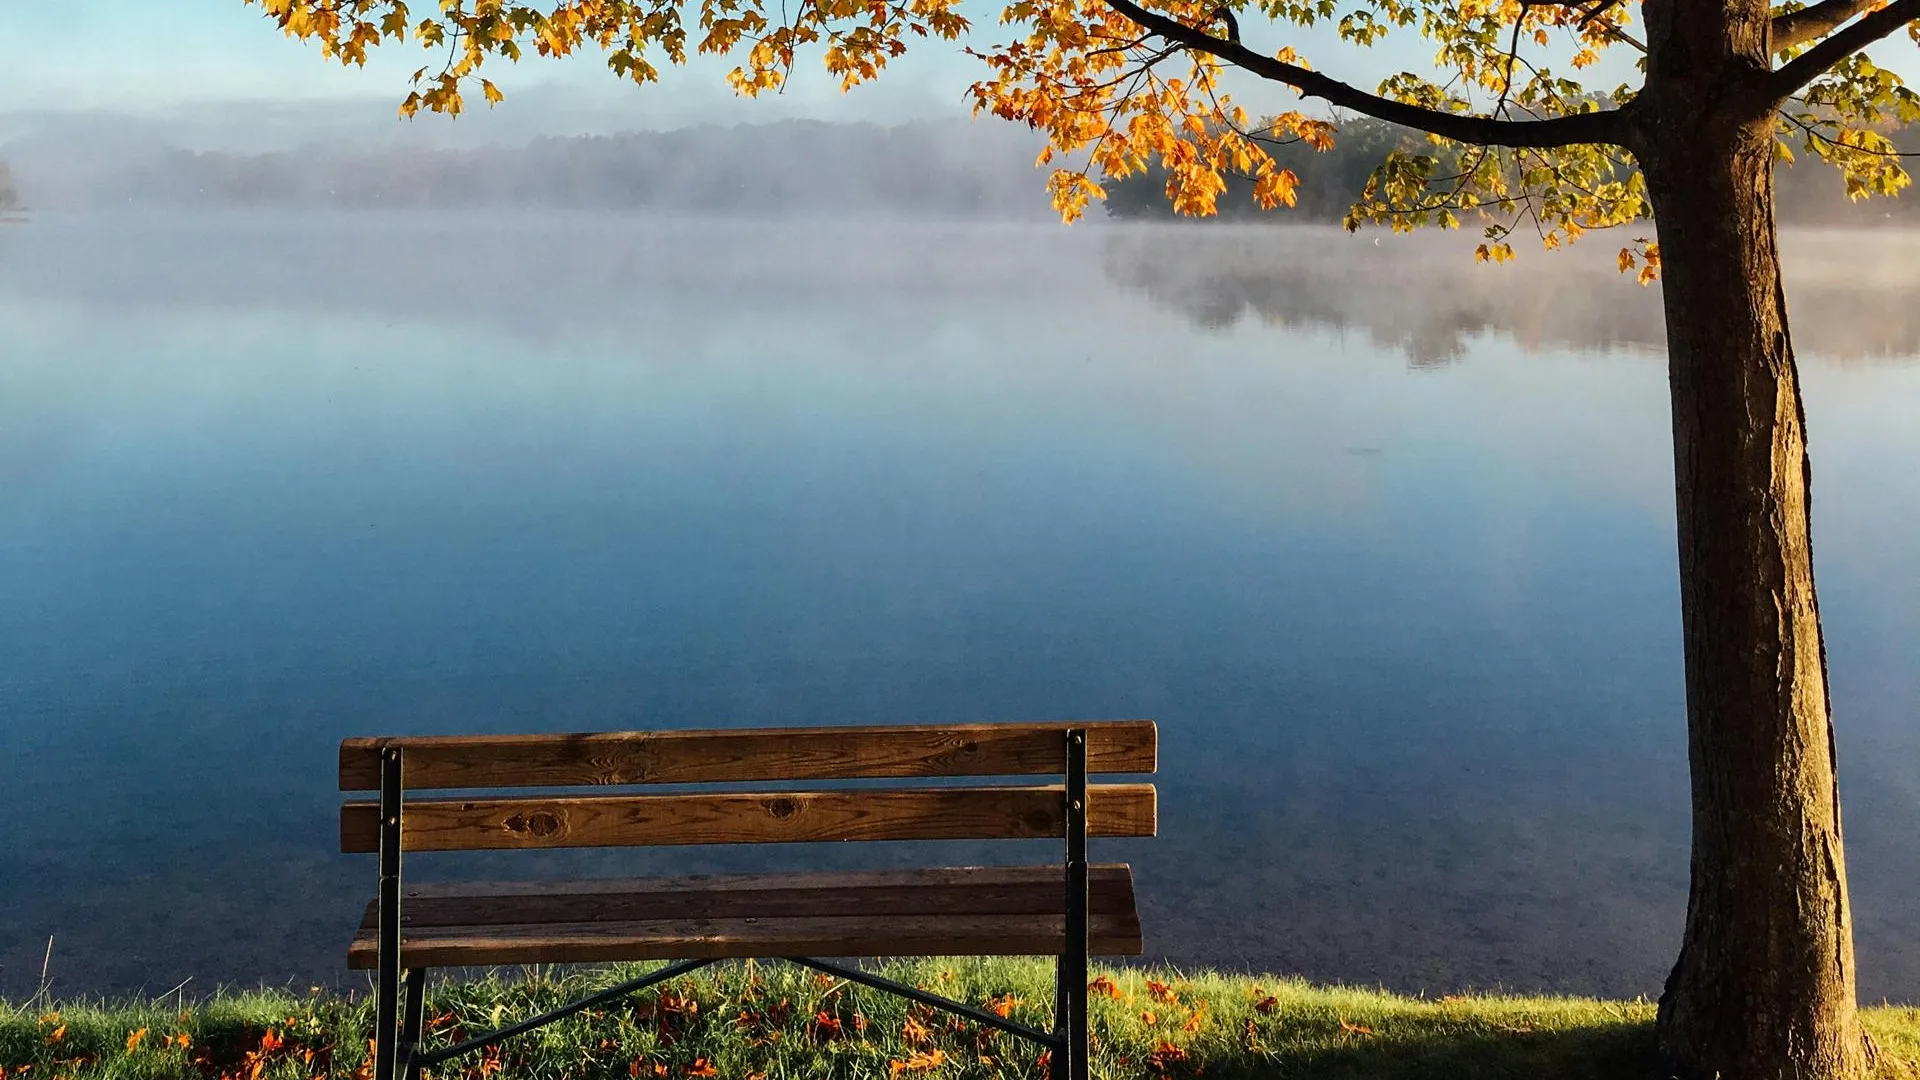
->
[339,721,1157,854]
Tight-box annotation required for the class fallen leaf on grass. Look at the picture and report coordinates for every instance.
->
[1145,1040,1188,1072]
[887,1049,948,1076]
[902,1014,932,1046]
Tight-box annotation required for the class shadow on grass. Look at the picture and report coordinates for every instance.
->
[1195,1019,1664,1080]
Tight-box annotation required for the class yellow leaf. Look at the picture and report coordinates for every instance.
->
[127,1028,149,1051]
[482,79,504,106]
[1252,167,1299,209]
[1617,248,1635,273]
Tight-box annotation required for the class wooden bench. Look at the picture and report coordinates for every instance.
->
[340,721,1157,1080]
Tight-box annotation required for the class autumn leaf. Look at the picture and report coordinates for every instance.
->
[1253,995,1279,1014]
[127,1028,149,1051]
[1088,976,1123,1000]
[684,1059,717,1078]
[1638,242,1663,285]
[1146,979,1179,1004]
[902,1014,932,1045]
[888,1049,949,1076]
[1144,1041,1189,1073]
[46,1026,65,1045]
[1339,1017,1376,1036]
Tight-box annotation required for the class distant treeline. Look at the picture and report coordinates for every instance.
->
[1102,116,1920,226]
[4,120,1052,219]
[8,113,1919,223]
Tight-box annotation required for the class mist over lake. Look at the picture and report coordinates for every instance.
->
[0,214,1915,1003]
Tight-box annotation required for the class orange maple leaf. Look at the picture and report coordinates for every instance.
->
[902,1015,932,1045]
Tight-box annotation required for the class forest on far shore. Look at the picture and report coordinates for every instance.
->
[0,114,1911,225]
[1102,114,1920,226]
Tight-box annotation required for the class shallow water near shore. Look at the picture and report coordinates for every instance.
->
[0,215,1916,1002]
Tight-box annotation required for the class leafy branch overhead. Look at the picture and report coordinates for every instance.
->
[250,0,1920,274]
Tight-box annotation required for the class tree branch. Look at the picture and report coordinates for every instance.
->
[1771,0,1879,52]
[1099,0,1629,147]
[1771,0,1920,96]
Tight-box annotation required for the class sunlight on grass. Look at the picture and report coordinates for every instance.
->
[4,960,1916,1080]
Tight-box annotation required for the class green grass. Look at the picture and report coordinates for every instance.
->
[5,960,1917,1080]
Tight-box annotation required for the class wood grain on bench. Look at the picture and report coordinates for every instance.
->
[346,865,1144,968]
[339,721,1157,791]
[340,784,1157,852]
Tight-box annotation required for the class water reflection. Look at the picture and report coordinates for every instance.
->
[1097,225,1920,367]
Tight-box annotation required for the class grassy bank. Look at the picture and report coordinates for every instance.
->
[5,960,1918,1080]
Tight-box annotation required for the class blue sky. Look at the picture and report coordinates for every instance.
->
[3,0,1898,141]
[0,0,1468,136]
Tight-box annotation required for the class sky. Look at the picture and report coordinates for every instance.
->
[0,0,1909,148]
[0,0,1460,146]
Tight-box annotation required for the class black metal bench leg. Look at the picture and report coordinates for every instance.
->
[1053,953,1074,1080]
[1055,951,1072,1043]
[375,747,406,1080]
[400,968,428,1080]
[1064,728,1090,1080]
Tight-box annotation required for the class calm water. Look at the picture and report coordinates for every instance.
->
[1,215,1915,1002]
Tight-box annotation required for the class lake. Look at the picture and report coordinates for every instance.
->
[0,215,1915,1003]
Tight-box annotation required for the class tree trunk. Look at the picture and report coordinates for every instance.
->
[1639,112,1870,1080]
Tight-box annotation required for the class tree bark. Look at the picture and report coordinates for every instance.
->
[1637,104,1870,1080]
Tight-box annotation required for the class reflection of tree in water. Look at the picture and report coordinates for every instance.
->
[1100,225,1920,367]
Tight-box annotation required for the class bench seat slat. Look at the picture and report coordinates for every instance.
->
[360,865,1138,929]
[345,865,1143,969]
[340,785,1157,852]
[339,721,1157,791]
